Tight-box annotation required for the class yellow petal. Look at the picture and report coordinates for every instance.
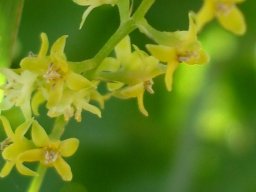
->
[47,81,64,107]
[115,36,131,61]
[82,102,101,118]
[96,57,120,77]
[66,72,92,90]
[54,157,72,181]
[60,138,79,157]
[20,57,49,73]
[196,0,215,32]
[50,35,68,63]
[16,161,38,176]
[39,33,49,57]
[79,6,95,29]
[0,116,15,140]
[165,61,179,91]
[18,148,44,162]
[107,82,124,91]
[32,121,50,147]
[187,12,198,42]
[31,91,46,116]
[15,119,33,139]
[217,5,246,35]
[137,89,148,116]
[0,162,14,177]
[146,44,176,63]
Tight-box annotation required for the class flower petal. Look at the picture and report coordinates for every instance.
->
[79,6,95,29]
[137,89,148,116]
[146,44,176,63]
[66,72,92,90]
[31,91,46,116]
[60,138,79,157]
[47,81,64,107]
[15,119,33,139]
[20,57,49,73]
[39,33,49,57]
[82,102,101,118]
[115,36,131,61]
[32,121,50,147]
[16,162,38,176]
[196,0,215,32]
[165,61,179,91]
[50,35,68,60]
[0,162,14,177]
[54,157,72,181]
[18,148,44,162]
[0,116,15,140]
[217,5,246,35]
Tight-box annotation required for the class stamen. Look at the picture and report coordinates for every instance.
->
[178,51,199,63]
[144,80,154,94]
[43,63,62,83]
[44,149,58,165]
[216,2,234,16]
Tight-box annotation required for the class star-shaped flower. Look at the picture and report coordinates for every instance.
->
[46,87,101,122]
[18,120,79,181]
[196,0,246,35]
[73,0,118,29]
[20,33,94,111]
[0,116,35,177]
[146,12,209,91]
[97,36,165,116]
[0,69,37,119]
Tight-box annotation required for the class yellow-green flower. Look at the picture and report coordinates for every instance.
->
[73,0,118,29]
[146,13,209,91]
[18,120,79,181]
[46,87,101,122]
[20,33,94,111]
[0,69,37,119]
[0,116,35,177]
[196,0,246,35]
[97,36,165,116]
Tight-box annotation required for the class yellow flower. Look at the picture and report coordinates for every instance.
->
[73,0,118,29]
[20,33,98,121]
[146,13,209,91]
[46,87,101,122]
[97,36,165,116]
[18,121,79,181]
[0,116,36,177]
[196,0,246,35]
[0,69,37,119]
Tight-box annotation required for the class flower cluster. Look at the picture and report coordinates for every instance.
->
[1,33,102,122]
[0,116,79,181]
[0,0,247,185]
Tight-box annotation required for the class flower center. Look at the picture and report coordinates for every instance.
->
[44,148,59,165]
[43,63,62,83]
[144,80,154,94]
[216,2,234,16]
[178,51,199,63]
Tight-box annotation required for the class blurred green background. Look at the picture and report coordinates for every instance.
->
[1,0,256,191]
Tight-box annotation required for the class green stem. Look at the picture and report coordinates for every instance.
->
[27,165,47,192]
[0,0,24,67]
[27,117,67,192]
[50,116,67,140]
[132,0,155,21]
[71,0,155,73]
